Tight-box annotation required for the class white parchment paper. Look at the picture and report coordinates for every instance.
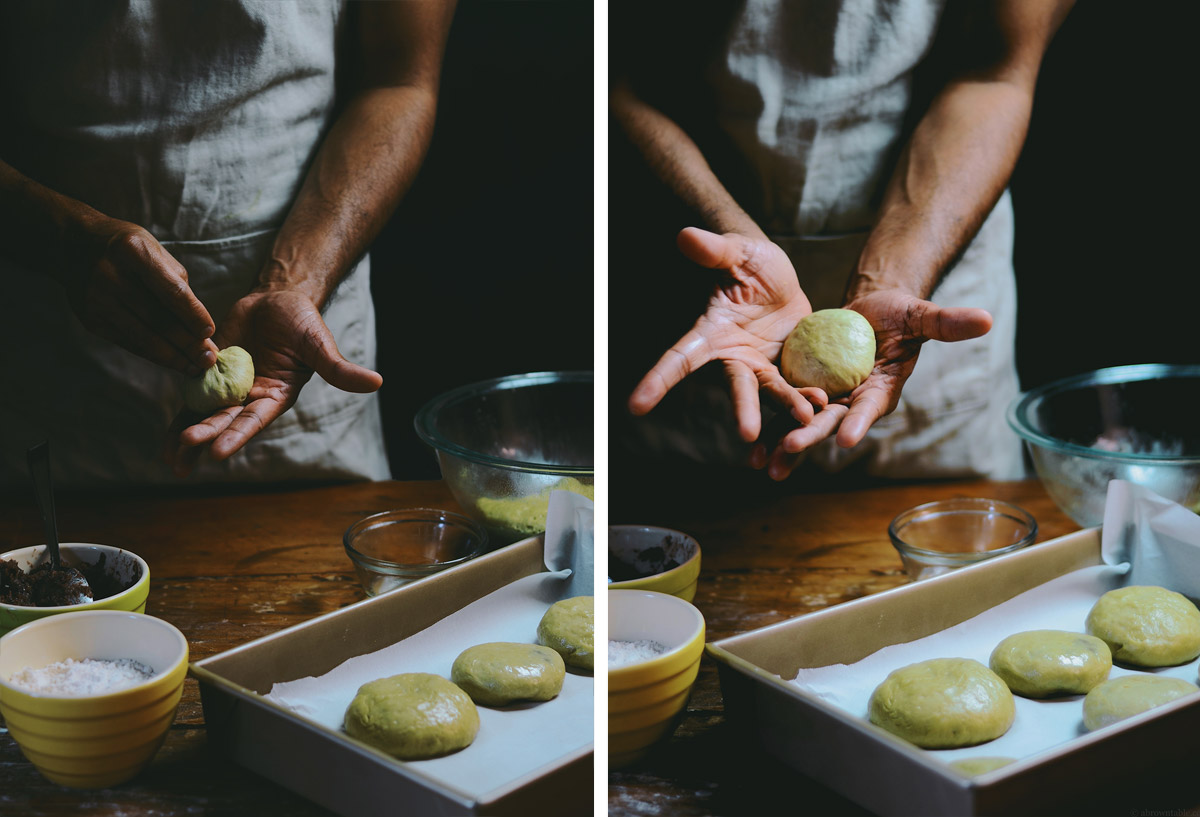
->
[264,491,594,799]
[788,480,1200,766]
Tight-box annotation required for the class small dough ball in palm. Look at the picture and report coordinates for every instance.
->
[780,309,875,396]
[183,345,255,414]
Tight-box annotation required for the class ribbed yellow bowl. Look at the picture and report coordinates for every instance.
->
[0,610,187,788]
[608,589,706,768]
[608,526,702,602]
[0,544,150,637]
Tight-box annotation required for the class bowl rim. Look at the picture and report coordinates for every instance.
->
[0,543,150,613]
[608,589,707,676]
[0,610,188,701]
[1006,363,1200,463]
[342,508,488,573]
[607,525,701,589]
[413,370,594,475]
[888,497,1037,560]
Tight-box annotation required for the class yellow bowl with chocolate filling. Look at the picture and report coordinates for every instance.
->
[608,526,702,602]
[608,589,705,768]
[0,543,150,637]
[0,610,188,788]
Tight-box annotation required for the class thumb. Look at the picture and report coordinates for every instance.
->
[916,304,993,343]
[676,227,752,271]
[299,316,384,394]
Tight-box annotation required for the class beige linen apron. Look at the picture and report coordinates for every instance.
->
[0,0,390,488]
[629,0,1026,480]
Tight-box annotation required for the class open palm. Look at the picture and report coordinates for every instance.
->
[166,289,382,475]
[629,227,826,441]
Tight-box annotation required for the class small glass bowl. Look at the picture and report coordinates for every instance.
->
[888,498,1037,581]
[343,509,488,596]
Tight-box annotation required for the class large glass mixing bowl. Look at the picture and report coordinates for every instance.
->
[414,371,594,546]
[1007,364,1200,528]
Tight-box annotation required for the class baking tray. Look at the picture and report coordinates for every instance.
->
[707,528,1200,816]
[190,535,592,817]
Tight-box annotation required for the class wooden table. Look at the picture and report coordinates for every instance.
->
[607,473,1200,817]
[0,480,485,817]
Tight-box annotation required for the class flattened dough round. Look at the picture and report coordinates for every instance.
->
[537,596,594,671]
[451,642,565,706]
[989,630,1112,697]
[1086,586,1200,667]
[1082,674,1199,731]
[868,658,1015,749]
[343,673,479,759]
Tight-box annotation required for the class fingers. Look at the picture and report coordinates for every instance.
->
[912,303,993,343]
[294,313,383,394]
[725,360,763,442]
[836,386,890,448]
[114,232,216,339]
[676,227,752,272]
[628,328,712,415]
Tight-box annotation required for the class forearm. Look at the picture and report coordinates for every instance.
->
[0,159,104,279]
[850,78,1032,300]
[259,83,438,308]
[610,81,764,240]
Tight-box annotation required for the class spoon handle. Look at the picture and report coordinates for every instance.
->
[27,441,61,570]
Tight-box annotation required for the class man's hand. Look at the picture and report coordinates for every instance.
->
[629,226,827,442]
[751,289,993,480]
[165,288,382,475]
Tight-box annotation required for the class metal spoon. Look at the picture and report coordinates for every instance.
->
[27,441,92,604]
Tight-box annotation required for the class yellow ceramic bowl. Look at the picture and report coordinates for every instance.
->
[607,526,702,602]
[0,610,188,788]
[608,589,706,768]
[0,544,150,637]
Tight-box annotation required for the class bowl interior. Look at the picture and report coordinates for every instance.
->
[1010,365,1200,459]
[0,611,186,694]
[608,526,699,582]
[1,544,148,610]
[345,509,487,569]
[415,372,594,473]
[890,499,1036,557]
[609,590,705,653]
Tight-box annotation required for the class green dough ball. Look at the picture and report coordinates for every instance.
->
[868,658,1015,749]
[537,596,594,671]
[1082,674,1199,731]
[343,673,479,760]
[949,756,1016,776]
[183,345,255,413]
[451,642,566,706]
[780,308,875,395]
[1086,586,1200,667]
[989,630,1112,698]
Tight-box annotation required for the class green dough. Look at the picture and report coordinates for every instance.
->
[537,596,594,671]
[989,630,1112,698]
[476,477,594,538]
[451,642,566,706]
[1086,586,1200,667]
[780,309,875,395]
[949,756,1016,776]
[183,345,254,413]
[1082,674,1199,731]
[868,658,1015,749]
[343,673,479,760]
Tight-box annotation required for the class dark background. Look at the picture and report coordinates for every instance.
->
[607,2,1194,508]
[369,0,594,479]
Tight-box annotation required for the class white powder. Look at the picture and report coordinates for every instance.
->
[609,639,669,668]
[7,658,156,696]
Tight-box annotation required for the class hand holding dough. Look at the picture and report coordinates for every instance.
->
[780,308,875,395]
[183,345,254,413]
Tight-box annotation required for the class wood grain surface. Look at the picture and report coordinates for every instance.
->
[607,474,1200,817]
[0,480,470,817]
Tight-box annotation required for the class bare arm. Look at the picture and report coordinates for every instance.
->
[171,1,456,469]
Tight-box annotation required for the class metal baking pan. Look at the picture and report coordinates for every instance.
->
[190,536,592,817]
